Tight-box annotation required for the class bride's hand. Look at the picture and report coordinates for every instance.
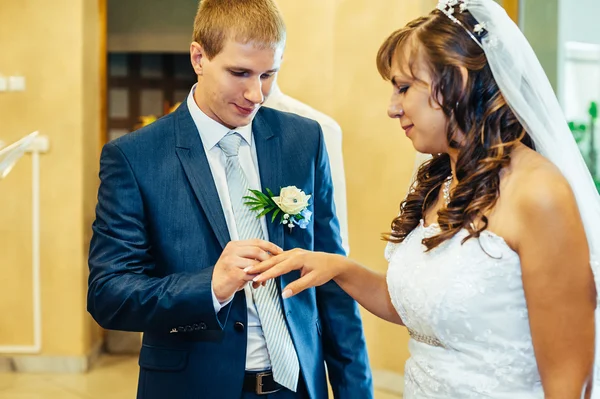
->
[246,249,345,298]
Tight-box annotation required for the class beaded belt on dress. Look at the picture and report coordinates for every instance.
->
[407,328,446,348]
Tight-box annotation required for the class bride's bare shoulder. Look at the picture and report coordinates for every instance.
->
[504,145,579,221]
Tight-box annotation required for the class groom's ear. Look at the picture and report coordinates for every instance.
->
[190,42,207,76]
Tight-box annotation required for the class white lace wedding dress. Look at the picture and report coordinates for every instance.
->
[386,220,544,398]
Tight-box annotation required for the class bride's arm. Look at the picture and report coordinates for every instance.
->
[334,255,403,325]
[514,170,595,398]
[249,250,404,325]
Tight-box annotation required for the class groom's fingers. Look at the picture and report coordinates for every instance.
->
[237,259,260,277]
[233,247,272,263]
[239,239,282,255]
[240,259,260,281]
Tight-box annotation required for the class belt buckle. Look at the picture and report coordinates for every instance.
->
[256,371,280,395]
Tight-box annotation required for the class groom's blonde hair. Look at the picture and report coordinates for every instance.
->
[192,0,287,59]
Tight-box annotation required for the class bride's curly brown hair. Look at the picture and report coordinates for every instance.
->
[379,7,535,250]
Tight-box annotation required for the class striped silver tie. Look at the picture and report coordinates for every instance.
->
[218,132,300,392]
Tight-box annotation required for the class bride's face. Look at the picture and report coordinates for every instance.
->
[387,50,449,155]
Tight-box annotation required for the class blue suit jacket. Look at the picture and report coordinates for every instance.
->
[87,102,373,399]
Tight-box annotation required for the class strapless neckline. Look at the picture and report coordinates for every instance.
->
[418,218,517,256]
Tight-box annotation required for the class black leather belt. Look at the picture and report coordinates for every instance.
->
[243,370,282,395]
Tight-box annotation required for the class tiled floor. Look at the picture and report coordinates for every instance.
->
[0,356,401,398]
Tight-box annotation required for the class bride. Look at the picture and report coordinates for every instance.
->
[247,0,600,397]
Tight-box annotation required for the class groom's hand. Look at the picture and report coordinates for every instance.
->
[212,239,282,303]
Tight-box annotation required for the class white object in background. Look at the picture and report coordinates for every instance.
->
[0,131,50,354]
[0,131,38,179]
[0,76,7,92]
[264,83,351,254]
[8,76,25,92]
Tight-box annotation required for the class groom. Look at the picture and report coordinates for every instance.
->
[87,0,372,398]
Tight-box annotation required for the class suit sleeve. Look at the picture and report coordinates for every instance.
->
[311,125,374,398]
[87,142,224,333]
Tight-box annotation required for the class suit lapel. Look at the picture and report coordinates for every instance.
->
[174,101,230,249]
[253,111,285,252]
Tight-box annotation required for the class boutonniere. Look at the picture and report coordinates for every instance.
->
[244,186,312,232]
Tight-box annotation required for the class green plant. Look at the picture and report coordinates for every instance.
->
[568,101,599,193]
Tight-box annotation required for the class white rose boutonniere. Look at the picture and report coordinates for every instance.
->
[244,186,312,232]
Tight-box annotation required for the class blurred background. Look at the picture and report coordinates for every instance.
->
[0,0,597,397]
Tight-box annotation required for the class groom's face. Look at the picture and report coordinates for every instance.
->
[191,38,284,129]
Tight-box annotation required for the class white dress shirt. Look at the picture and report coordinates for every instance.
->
[263,84,350,254]
[186,85,271,371]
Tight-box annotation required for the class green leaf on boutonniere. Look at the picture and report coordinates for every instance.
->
[257,207,273,218]
[271,208,281,223]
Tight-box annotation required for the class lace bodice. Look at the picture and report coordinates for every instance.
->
[386,220,543,398]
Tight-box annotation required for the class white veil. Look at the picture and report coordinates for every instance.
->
[436,0,600,391]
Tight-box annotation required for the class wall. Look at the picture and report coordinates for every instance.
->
[559,0,600,45]
[557,0,600,105]
[521,0,560,91]
[0,0,102,363]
